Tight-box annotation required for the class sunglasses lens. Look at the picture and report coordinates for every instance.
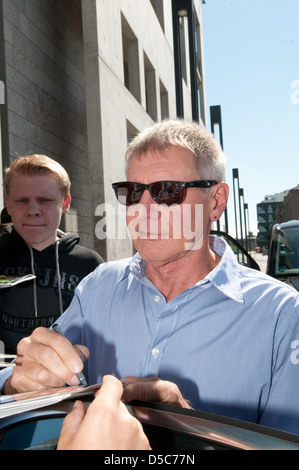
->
[114,183,144,206]
[150,182,184,205]
[113,181,185,206]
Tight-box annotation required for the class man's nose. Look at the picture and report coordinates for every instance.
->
[26,201,41,216]
[139,189,155,208]
[139,190,162,223]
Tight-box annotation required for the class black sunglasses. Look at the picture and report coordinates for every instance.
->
[112,180,218,207]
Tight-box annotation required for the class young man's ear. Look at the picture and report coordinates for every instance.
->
[62,194,71,213]
[210,183,229,222]
[4,196,11,215]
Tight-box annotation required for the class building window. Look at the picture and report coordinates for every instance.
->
[159,80,169,120]
[126,120,138,144]
[121,14,141,104]
[144,53,157,121]
[179,16,188,84]
[150,0,165,32]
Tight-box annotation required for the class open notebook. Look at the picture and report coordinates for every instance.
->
[0,383,101,419]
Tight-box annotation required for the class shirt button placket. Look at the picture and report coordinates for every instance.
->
[147,294,163,372]
[152,347,160,358]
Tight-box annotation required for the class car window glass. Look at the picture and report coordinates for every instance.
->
[275,226,299,275]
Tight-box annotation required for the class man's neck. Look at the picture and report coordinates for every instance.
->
[145,244,221,303]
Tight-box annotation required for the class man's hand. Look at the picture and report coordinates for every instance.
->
[3,327,89,394]
[121,376,193,409]
[57,375,151,450]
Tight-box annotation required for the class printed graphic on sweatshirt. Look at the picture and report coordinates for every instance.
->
[1,266,79,293]
[0,312,58,335]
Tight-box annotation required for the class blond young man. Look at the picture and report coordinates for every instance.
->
[0,155,103,353]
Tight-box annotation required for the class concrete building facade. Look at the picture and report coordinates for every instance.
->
[0,0,207,260]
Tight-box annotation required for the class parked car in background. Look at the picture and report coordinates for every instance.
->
[266,220,299,292]
[210,230,260,271]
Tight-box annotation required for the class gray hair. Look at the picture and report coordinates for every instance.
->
[125,119,226,182]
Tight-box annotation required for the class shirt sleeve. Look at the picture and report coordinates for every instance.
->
[54,265,100,345]
[0,367,14,395]
[54,285,86,346]
[259,299,299,434]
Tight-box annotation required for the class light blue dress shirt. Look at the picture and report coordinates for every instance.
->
[1,237,298,434]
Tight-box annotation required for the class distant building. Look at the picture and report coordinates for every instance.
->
[276,185,299,223]
[256,190,289,248]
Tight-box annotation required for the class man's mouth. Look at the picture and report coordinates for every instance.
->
[23,224,45,228]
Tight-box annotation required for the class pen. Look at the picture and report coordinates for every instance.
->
[0,354,17,368]
[52,323,88,387]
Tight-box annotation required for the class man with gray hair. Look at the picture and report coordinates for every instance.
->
[1,120,298,436]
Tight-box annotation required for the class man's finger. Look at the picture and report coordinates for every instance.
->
[93,375,123,408]
[16,327,87,386]
[32,327,84,374]
[57,401,86,450]
[121,376,192,408]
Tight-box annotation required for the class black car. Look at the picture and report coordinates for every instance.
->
[266,220,299,291]
[1,393,299,450]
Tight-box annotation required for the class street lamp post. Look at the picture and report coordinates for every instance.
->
[244,202,249,251]
[210,105,228,233]
[232,169,239,241]
[238,187,244,249]
[239,188,248,251]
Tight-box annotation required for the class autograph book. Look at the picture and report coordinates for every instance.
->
[0,384,101,419]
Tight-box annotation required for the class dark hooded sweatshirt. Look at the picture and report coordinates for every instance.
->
[0,228,103,353]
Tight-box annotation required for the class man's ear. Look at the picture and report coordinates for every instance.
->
[210,183,229,222]
[4,196,11,215]
[62,194,71,213]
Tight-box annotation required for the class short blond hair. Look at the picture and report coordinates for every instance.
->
[125,119,226,182]
[3,154,71,197]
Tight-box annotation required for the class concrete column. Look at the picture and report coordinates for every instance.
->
[81,0,107,259]
[0,80,4,209]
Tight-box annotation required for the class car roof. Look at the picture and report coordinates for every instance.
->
[273,220,299,230]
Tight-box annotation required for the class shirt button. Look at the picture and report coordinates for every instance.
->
[154,295,161,302]
[152,348,160,358]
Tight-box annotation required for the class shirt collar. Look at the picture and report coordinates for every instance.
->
[128,235,244,303]
[129,253,146,280]
[205,236,244,303]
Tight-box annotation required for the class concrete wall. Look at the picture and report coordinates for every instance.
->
[82,0,182,260]
[0,0,206,261]
[1,0,93,248]
[82,0,205,260]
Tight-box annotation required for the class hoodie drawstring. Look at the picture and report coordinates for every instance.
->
[55,240,64,317]
[27,240,64,318]
[28,245,38,318]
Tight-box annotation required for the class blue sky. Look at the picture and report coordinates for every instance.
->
[201,0,299,236]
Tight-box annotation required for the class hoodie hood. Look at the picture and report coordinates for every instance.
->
[10,228,80,254]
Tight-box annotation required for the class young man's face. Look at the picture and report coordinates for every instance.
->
[6,172,70,251]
